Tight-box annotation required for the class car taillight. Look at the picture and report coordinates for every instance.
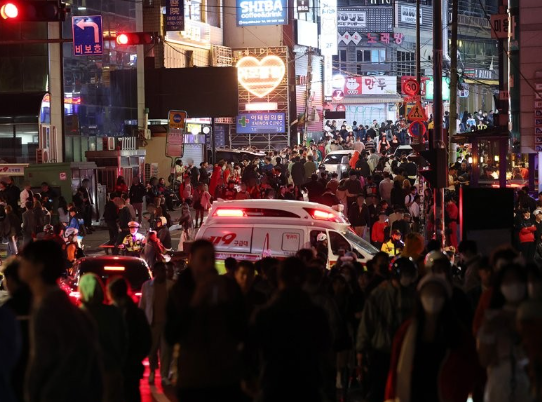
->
[69,291,80,299]
[213,208,246,217]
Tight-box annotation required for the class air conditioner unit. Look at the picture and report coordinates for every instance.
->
[36,148,49,164]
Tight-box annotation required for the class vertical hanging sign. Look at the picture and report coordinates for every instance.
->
[320,0,338,56]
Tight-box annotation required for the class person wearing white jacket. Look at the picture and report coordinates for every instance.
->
[139,262,174,385]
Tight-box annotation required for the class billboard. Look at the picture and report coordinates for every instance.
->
[236,113,286,133]
[320,0,338,55]
[145,68,239,118]
[338,10,366,29]
[342,76,397,96]
[237,0,288,26]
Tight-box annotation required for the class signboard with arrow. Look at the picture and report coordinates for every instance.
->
[72,15,103,56]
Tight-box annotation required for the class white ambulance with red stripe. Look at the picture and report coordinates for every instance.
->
[195,199,378,268]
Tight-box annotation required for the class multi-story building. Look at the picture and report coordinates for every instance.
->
[333,0,401,125]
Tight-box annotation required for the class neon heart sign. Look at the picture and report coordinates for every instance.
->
[236,55,286,98]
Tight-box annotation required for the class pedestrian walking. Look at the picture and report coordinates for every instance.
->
[107,277,152,402]
[165,240,247,402]
[79,273,127,402]
[357,257,417,402]
[244,257,332,402]
[139,262,174,385]
[385,274,479,402]
[19,241,103,402]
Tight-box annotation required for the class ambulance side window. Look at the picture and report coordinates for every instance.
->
[310,230,325,248]
[329,231,351,255]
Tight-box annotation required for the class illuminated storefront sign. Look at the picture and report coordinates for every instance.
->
[237,0,287,26]
[236,55,286,98]
[342,76,398,96]
[236,112,285,133]
[320,0,338,56]
[165,19,211,49]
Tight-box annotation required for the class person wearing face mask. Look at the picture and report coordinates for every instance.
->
[356,257,417,402]
[478,263,531,402]
[385,274,479,402]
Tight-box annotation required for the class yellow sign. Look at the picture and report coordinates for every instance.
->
[236,55,286,98]
[168,110,187,130]
[407,101,427,122]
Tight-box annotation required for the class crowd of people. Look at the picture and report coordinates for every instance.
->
[2,236,542,402]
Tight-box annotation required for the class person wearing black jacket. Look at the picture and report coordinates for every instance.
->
[199,162,210,185]
[103,195,119,245]
[291,157,306,186]
[107,277,151,402]
[2,260,32,402]
[244,257,332,402]
[129,177,146,224]
[355,155,371,179]
[348,194,371,238]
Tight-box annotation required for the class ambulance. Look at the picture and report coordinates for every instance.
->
[195,199,379,269]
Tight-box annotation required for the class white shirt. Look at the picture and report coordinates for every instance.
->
[409,202,420,218]
[20,188,33,207]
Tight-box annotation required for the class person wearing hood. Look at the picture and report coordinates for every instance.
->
[385,275,479,402]
[79,273,127,402]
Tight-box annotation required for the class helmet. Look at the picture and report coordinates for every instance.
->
[424,250,448,271]
[65,228,78,238]
[389,256,417,279]
[317,233,327,242]
[43,224,54,233]
[128,221,140,228]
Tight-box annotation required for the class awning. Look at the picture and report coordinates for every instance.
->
[333,95,403,104]
[0,92,46,122]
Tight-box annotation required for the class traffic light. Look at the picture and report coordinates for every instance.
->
[0,1,69,21]
[419,149,447,189]
[115,32,159,46]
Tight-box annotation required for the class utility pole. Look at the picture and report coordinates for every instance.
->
[415,0,421,84]
[433,0,447,248]
[304,47,312,142]
[449,0,459,142]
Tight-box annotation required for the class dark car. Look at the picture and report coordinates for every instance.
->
[67,256,152,302]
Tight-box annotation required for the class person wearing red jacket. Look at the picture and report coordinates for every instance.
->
[371,211,388,250]
[385,274,479,402]
[517,208,536,262]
